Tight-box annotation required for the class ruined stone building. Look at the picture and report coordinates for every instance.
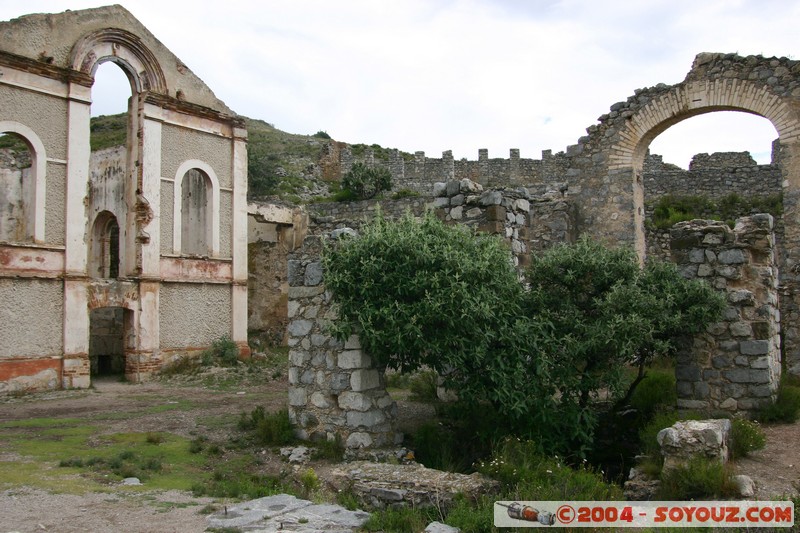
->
[0,6,249,390]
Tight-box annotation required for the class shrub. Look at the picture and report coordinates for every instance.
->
[409,370,438,402]
[730,418,766,459]
[476,438,622,501]
[312,130,331,139]
[199,336,239,367]
[628,369,677,417]
[757,380,800,423]
[658,457,738,499]
[341,162,392,199]
[240,407,295,445]
[325,215,724,458]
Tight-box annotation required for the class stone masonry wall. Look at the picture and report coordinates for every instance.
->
[287,235,399,449]
[289,184,576,447]
[671,215,781,415]
[433,179,575,268]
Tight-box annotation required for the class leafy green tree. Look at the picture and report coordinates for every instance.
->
[324,217,725,456]
[524,237,725,449]
[341,162,392,200]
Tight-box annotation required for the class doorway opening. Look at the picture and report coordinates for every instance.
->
[90,307,127,379]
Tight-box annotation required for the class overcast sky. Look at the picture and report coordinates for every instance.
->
[1,1,796,167]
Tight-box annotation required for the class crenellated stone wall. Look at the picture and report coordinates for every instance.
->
[671,215,781,415]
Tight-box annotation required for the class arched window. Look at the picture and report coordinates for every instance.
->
[0,133,34,242]
[173,160,220,257]
[0,124,46,244]
[181,168,211,256]
[90,211,121,279]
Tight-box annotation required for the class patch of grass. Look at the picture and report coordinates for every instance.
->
[757,378,800,423]
[335,488,361,511]
[730,418,766,459]
[146,432,165,445]
[311,436,344,462]
[191,469,287,500]
[391,188,421,200]
[658,457,738,499]
[239,407,295,446]
[363,506,441,532]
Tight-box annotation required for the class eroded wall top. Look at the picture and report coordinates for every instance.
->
[0,4,234,114]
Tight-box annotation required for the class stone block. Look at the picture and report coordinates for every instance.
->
[445,181,460,197]
[719,398,737,410]
[718,249,747,264]
[689,249,705,263]
[450,206,463,220]
[466,207,482,218]
[657,419,730,471]
[288,286,325,299]
[748,384,775,397]
[513,198,530,212]
[288,319,313,337]
[288,387,307,407]
[330,372,350,392]
[450,194,464,206]
[486,205,506,221]
[311,334,327,346]
[346,409,386,428]
[459,178,483,194]
[338,391,373,411]
[479,190,503,206]
[311,391,333,409]
[478,221,503,234]
[344,335,361,349]
[433,182,447,197]
[724,368,770,384]
[304,262,323,286]
[351,369,381,392]
[677,398,709,410]
[289,349,309,366]
[339,350,371,369]
[288,260,305,286]
[433,197,449,208]
[288,301,301,318]
[346,431,374,448]
[676,365,701,381]
[730,322,753,337]
[740,340,770,355]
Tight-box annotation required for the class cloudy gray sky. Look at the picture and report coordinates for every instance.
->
[1,1,796,167]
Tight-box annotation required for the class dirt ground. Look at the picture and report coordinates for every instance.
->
[0,375,798,533]
[0,375,289,533]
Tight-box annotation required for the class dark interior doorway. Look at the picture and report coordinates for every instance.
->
[89,307,126,378]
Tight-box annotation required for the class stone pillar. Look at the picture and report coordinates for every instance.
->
[478,149,489,187]
[671,216,781,415]
[389,148,405,187]
[62,82,92,389]
[287,235,399,449]
[509,148,520,183]
[413,151,425,183]
[232,125,250,356]
[442,150,454,181]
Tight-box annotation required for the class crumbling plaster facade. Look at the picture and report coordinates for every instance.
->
[0,5,249,390]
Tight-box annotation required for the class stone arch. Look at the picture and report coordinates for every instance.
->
[608,78,799,258]
[69,28,167,94]
[0,121,46,243]
[173,160,221,257]
[586,53,800,374]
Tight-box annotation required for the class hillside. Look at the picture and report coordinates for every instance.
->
[83,113,413,203]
